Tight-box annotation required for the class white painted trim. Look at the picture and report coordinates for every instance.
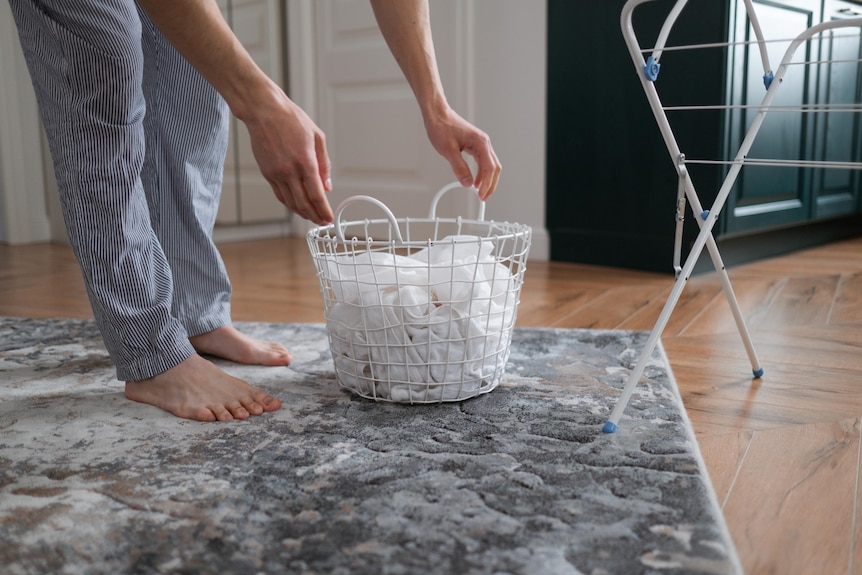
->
[287,0,318,120]
[457,0,477,123]
[526,228,550,263]
[281,0,319,238]
[449,0,480,220]
[471,1,549,260]
[213,220,294,243]
[0,2,51,245]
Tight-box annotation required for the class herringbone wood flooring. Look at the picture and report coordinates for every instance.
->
[2,235,861,574]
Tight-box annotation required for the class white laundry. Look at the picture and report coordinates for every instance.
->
[323,236,517,402]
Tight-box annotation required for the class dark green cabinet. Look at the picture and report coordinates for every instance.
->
[547,0,862,272]
[814,1,862,218]
[724,0,862,232]
[724,0,816,234]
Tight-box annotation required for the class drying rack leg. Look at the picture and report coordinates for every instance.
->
[602,201,764,435]
[688,186,764,380]
[601,264,689,434]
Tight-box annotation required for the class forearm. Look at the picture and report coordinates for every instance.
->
[370,0,501,197]
[369,0,449,120]
[135,0,278,122]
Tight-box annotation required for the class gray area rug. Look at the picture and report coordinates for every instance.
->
[0,318,740,575]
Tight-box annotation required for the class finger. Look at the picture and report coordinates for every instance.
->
[283,175,321,224]
[270,181,298,214]
[301,175,333,224]
[271,175,319,224]
[445,153,475,189]
[485,150,502,199]
[282,174,331,225]
[473,144,502,200]
[315,131,333,192]
[492,161,502,196]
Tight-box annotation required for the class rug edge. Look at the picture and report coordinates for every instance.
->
[654,340,745,575]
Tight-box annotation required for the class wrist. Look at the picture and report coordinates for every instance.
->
[226,73,283,124]
[418,93,451,124]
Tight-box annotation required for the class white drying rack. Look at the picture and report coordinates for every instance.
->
[605,0,862,433]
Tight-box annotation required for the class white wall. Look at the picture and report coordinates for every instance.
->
[472,0,548,259]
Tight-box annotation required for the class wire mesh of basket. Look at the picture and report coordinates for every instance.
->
[306,183,532,404]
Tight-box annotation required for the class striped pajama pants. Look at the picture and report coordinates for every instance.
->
[10,0,234,381]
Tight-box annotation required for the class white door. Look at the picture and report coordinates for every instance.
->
[217,0,289,226]
[312,0,475,223]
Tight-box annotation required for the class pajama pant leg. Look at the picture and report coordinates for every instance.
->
[8,0,196,381]
[136,7,233,337]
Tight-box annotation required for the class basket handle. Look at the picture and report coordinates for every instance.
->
[334,195,404,245]
[428,182,486,221]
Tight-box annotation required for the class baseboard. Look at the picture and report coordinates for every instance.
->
[549,230,676,273]
[550,214,862,275]
[213,221,295,244]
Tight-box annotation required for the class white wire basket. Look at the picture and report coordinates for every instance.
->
[306,183,532,404]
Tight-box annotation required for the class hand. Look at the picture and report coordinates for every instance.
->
[241,85,334,225]
[423,106,502,200]
[367,1,501,199]
[135,0,334,224]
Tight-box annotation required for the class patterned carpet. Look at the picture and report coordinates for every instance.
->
[0,318,740,574]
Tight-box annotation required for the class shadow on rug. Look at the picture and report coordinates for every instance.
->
[0,318,740,575]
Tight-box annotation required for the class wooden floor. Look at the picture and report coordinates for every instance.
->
[2,234,861,574]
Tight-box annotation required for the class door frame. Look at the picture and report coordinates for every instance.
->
[0,1,52,244]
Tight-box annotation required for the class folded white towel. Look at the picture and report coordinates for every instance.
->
[324,236,516,402]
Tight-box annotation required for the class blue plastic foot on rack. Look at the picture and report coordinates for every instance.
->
[763,71,774,90]
[700,210,710,220]
[602,421,618,434]
[753,367,764,378]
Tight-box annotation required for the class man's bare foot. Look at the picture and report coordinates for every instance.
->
[189,325,292,366]
[125,354,282,422]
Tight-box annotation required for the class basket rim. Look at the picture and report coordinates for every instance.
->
[307,216,532,248]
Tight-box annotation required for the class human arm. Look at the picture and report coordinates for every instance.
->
[135,0,334,224]
[369,0,501,199]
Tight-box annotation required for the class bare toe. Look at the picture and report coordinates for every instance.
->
[227,402,250,420]
[193,406,218,423]
[242,399,265,416]
[254,390,281,412]
[125,354,281,422]
[211,405,234,422]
